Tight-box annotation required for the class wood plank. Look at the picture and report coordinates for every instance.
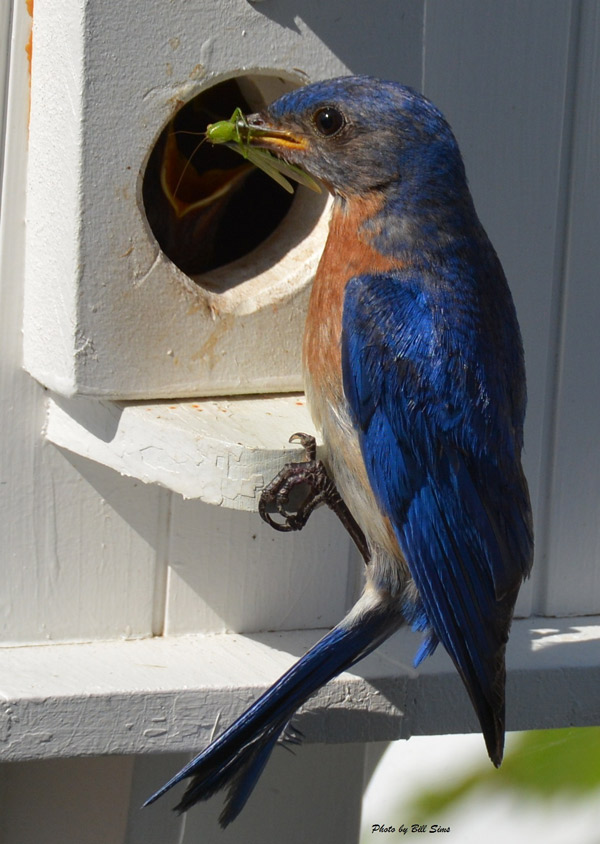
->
[422,0,575,615]
[124,754,189,844]
[0,756,133,844]
[165,500,358,634]
[45,393,318,507]
[181,743,365,844]
[0,3,169,646]
[1,617,599,763]
[544,0,600,612]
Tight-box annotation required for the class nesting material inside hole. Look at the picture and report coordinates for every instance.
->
[142,75,299,278]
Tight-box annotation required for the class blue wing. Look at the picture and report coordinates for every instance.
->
[341,270,533,764]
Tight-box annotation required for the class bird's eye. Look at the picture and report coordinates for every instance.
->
[313,106,345,137]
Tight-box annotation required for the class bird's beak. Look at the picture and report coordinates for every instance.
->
[244,113,308,154]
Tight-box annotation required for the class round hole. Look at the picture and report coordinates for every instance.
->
[142,75,300,278]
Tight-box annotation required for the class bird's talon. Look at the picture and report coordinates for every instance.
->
[288,432,317,462]
[259,433,369,563]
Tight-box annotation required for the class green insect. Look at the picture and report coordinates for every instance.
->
[206,107,321,194]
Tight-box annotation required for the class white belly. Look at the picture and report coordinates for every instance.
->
[305,372,410,597]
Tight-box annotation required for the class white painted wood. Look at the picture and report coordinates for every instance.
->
[0,746,365,844]
[0,3,170,647]
[0,757,134,844]
[22,0,424,400]
[2,452,171,644]
[544,0,600,613]
[45,393,319,508]
[422,0,575,617]
[22,0,405,401]
[124,754,189,844]
[21,0,329,399]
[180,743,365,844]
[1,617,599,765]
[0,1,12,176]
[164,501,358,634]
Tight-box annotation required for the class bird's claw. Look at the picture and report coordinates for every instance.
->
[280,720,304,750]
[258,433,330,533]
[259,432,370,563]
[287,431,317,461]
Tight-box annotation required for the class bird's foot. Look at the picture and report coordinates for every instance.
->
[280,721,304,750]
[258,433,331,532]
[259,433,369,563]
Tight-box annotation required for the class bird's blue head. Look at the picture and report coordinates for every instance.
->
[246,76,468,201]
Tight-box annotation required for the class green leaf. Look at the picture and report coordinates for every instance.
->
[410,728,600,818]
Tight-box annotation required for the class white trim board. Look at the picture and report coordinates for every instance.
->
[45,393,318,509]
[1,616,598,763]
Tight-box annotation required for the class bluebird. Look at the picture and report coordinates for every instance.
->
[144,76,533,826]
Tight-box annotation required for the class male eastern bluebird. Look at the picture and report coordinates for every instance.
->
[144,76,533,826]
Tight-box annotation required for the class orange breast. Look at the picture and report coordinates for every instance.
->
[303,193,401,421]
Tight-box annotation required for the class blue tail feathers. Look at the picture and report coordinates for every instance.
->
[143,596,404,827]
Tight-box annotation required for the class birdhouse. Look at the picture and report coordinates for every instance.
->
[25,42,313,399]
[21,0,425,504]
[21,1,422,403]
